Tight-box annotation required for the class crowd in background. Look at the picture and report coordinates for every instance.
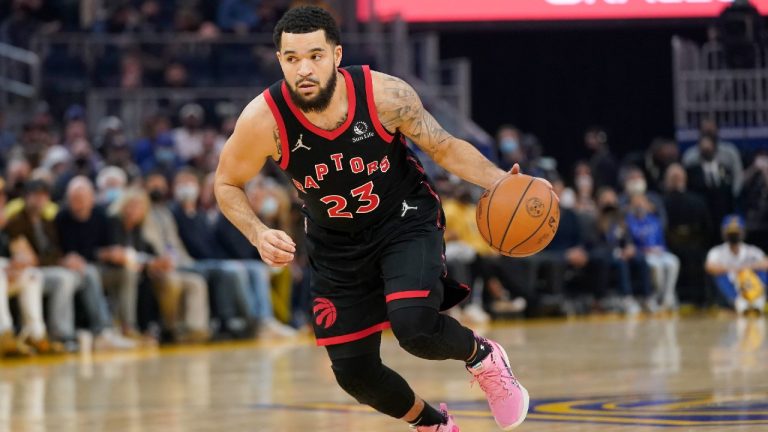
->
[441,120,768,325]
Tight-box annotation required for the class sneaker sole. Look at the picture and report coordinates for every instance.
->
[489,340,530,431]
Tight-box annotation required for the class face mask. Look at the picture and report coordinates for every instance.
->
[148,189,165,202]
[559,188,576,209]
[175,184,199,203]
[575,174,593,192]
[259,196,278,218]
[726,232,741,245]
[626,179,647,195]
[103,188,122,204]
[156,148,176,164]
[499,138,519,155]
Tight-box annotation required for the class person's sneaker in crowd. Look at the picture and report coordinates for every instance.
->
[644,297,660,314]
[176,329,211,344]
[259,318,297,338]
[26,336,67,354]
[463,304,490,324]
[467,336,529,430]
[410,403,460,432]
[622,296,641,316]
[93,329,139,351]
[0,330,33,357]
[491,297,527,315]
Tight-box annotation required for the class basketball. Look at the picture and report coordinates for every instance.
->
[476,174,560,257]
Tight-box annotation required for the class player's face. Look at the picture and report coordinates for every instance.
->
[277,30,342,112]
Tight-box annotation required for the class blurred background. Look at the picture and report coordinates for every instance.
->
[0,0,767,357]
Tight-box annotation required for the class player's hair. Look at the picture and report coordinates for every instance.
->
[273,6,341,50]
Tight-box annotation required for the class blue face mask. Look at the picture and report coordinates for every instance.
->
[259,196,278,218]
[104,188,122,204]
[500,138,519,154]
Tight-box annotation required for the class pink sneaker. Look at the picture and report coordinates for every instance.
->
[411,403,460,432]
[467,338,529,430]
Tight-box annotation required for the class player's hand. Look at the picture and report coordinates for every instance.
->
[256,229,296,267]
[507,163,553,189]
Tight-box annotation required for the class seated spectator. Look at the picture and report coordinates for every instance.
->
[5,180,104,350]
[571,161,598,218]
[171,169,294,338]
[584,127,619,190]
[705,215,768,315]
[593,187,653,314]
[55,177,138,349]
[683,118,743,195]
[740,151,768,251]
[685,134,736,243]
[144,172,242,339]
[0,178,61,356]
[173,104,204,163]
[108,188,209,343]
[662,163,712,305]
[95,166,128,206]
[626,193,680,311]
[134,114,182,178]
[619,165,667,228]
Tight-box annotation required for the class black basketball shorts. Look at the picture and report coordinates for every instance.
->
[306,181,470,352]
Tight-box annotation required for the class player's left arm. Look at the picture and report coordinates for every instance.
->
[372,71,511,190]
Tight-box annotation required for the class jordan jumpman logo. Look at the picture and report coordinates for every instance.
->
[292,134,311,152]
[401,201,418,217]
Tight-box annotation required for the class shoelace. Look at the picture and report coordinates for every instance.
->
[470,364,518,404]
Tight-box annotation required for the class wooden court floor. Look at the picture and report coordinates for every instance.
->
[1,315,767,432]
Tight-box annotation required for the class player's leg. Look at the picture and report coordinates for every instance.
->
[382,228,529,430]
[326,334,457,431]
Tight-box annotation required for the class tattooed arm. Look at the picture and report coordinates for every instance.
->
[372,71,509,190]
[214,94,295,267]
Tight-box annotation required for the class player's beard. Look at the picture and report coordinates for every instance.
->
[287,68,338,113]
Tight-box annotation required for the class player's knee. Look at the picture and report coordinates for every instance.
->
[389,307,444,359]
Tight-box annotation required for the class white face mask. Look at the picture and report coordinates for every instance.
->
[175,184,199,203]
[575,174,593,192]
[559,188,576,209]
[259,196,278,218]
[626,178,647,195]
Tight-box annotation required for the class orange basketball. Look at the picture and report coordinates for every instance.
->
[476,174,560,257]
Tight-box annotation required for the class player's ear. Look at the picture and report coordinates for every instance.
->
[276,51,282,62]
[334,45,342,68]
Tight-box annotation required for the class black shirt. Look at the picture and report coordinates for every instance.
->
[55,206,114,262]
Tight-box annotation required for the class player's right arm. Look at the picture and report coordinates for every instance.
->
[214,94,296,267]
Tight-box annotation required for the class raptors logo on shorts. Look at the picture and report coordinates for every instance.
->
[313,298,338,329]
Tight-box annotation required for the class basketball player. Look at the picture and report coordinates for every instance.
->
[215,6,540,431]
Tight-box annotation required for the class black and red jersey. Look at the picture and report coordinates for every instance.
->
[263,65,427,232]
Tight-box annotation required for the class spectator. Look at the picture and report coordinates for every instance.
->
[571,161,598,217]
[173,103,205,163]
[619,165,667,228]
[190,127,226,173]
[171,169,293,338]
[626,193,681,311]
[623,137,680,193]
[119,51,144,90]
[55,176,138,348]
[584,126,618,190]
[134,114,183,177]
[5,180,91,349]
[0,177,61,355]
[217,0,259,34]
[494,125,526,172]
[95,166,128,206]
[663,163,712,305]
[740,151,768,251]
[244,177,294,324]
[683,118,744,195]
[705,215,768,314]
[0,110,16,161]
[108,187,209,343]
[686,134,736,243]
[593,187,653,314]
